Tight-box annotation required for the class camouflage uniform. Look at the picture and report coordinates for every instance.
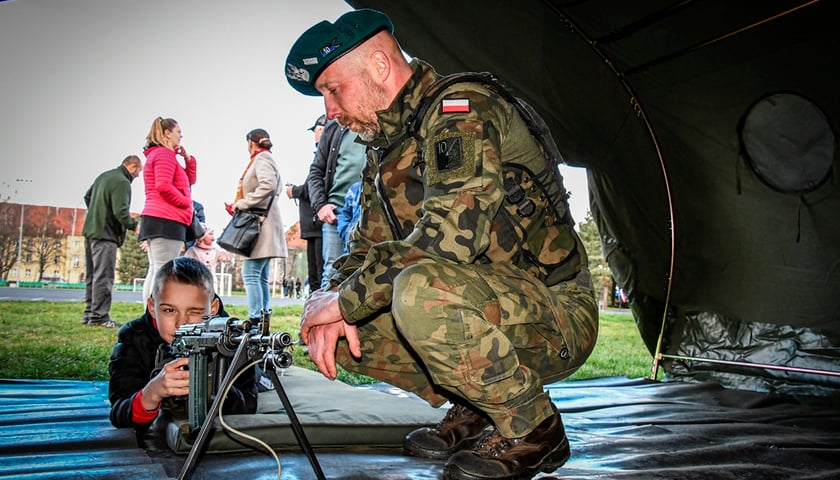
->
[329,60,598,438]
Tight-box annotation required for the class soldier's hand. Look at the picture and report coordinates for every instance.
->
[301,290,341,340]
[306,321,360,380]
[301,290,361,380]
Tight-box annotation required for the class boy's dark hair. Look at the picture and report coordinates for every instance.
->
[150,256,215,302]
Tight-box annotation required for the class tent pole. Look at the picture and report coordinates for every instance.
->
[547,1,678,382]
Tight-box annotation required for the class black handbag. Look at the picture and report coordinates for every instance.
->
[185,210,206,244]
[217,186,277,257]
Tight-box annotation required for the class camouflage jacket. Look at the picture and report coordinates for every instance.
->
[335,60,584,323]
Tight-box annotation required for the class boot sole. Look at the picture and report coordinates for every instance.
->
[442,436,571,480]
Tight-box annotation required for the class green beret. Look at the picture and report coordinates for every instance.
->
[285,9,394,96]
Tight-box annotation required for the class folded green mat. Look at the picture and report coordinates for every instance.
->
[166,366,444,454]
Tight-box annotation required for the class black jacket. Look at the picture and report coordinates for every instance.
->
[290,180,322,239]
[108,298,258,432]
[307,120,347,214]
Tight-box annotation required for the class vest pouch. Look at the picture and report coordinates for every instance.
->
[501,167,581,286]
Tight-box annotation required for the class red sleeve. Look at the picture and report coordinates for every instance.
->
[153,154,192,209]
[185,155,197,186]
[130,390,160,424]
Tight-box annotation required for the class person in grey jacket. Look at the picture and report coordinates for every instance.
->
[82,155,143,327]
[230,128,288,321]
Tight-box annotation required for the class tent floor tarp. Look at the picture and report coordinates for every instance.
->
[2,368,839,479]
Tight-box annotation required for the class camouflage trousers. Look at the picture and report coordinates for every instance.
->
[335,261,598,437]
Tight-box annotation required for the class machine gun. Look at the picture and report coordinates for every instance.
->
[171,312,293,430]
[171,310,325,480]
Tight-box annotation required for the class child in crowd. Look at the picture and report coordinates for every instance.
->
[108,256,258,437]
[336,180,362,254]
[184,224,230,274]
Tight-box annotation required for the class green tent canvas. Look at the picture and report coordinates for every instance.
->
[349,0,840,397]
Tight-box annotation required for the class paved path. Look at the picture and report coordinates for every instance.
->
[0,287,304,308]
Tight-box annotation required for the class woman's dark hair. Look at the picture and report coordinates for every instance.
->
[246,128,273,150]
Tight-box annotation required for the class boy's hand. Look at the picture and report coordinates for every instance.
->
[141,357,191,410]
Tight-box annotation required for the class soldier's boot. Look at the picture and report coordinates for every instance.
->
[404,403,492,460]
[442,405,570,480]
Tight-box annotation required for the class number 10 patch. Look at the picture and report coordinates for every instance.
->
[426,131,476,184]
[434,136,463,172]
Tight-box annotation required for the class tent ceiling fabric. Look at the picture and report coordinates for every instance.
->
[346,0,840,389]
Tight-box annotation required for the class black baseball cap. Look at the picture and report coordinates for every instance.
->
[307,114,327,131]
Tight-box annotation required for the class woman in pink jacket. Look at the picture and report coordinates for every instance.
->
[138,116,197,301]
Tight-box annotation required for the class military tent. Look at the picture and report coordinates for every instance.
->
[348,0,840,397]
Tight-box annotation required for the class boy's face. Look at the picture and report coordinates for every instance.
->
[147,281,219,343]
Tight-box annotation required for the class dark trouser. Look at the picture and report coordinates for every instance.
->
[83,238,118,325]
[305,236,323,292]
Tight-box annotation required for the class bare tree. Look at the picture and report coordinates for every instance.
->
[23,206,70,282]
[0,202,21,281]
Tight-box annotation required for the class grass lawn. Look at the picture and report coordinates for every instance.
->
[0,301,656,383]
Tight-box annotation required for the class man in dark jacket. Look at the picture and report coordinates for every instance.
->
[306,118,366,289]
[82,155,143,327]
[286,114,327,292]
[108,257,258,444]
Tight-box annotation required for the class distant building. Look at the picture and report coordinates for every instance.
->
[0,202,310,293]
[1,202,88,284]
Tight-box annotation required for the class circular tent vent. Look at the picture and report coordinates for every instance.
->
[740,92,835,193]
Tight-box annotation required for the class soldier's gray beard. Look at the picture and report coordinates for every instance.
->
[357,123,379,142]
[338,116,380,141]
[355,72,388,142]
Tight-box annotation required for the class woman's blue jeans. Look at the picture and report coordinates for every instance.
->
[242,257,271,319]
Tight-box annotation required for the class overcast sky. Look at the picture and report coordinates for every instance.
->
[0,0,589,235]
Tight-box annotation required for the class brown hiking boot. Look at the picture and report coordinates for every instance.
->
[404,403,492,460]
[442,405,570,480]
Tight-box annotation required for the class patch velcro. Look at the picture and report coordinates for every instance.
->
[426,131,476,184]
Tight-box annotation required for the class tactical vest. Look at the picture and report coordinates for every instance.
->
[375,72,583,286]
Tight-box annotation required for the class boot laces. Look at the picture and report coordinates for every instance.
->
[475,428,514,457]
[436,404,465,429]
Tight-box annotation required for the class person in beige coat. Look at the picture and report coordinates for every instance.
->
[229,128,288,321]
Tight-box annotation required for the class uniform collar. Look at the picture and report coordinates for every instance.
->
[362,59,441,150]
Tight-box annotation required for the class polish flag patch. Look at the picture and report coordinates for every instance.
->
[441,98,470,114]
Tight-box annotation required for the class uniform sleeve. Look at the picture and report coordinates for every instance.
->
[338,88,512,322]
